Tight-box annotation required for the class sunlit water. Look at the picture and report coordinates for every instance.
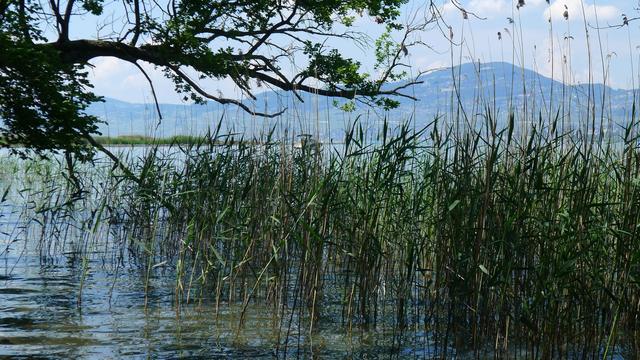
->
[0,147,632,359]
[0,252,441,358]
[0,193,434,358]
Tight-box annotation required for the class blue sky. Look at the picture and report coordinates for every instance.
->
[84,0,640,104]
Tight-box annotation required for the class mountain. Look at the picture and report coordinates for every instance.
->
[88,62,638,140]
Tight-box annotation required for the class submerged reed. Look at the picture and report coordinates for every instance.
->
[4,3,640,356]
[9,109,639,357]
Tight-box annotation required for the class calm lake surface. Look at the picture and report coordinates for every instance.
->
[0,150,436,359]
[0,146,631,359]
[0,244,433,358]
[0,255,426,358]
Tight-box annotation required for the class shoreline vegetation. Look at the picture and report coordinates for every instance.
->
[94,134,208,146]
[3,114,640,357]
[0,135,279,147]
[2,18,640,357]
[2,54,640,355]
[92,134,332,146]
[2,53,640,356]
[0,135,331,147]
[3,0,640,356]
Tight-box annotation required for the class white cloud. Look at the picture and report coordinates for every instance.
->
[440,0,509,19]
[88,58,183,103]
[526,0,548,7]
[88,57,245,104]
[544,0,620,22]
[441,1,458,15]
[468,0,508,14]
[91,57,131,81]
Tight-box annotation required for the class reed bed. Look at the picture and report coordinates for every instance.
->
[7,109,639,357]
[2,3,639,357]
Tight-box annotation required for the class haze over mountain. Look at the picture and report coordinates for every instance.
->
[89,62,638,140]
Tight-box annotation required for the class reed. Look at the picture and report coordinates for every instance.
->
[4,6,640,356]
[8,109,638,357]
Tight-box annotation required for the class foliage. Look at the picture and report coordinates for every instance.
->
[0,1,100,158]
[0,0,429,157]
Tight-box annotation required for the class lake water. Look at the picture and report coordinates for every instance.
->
[0,146,633,359]
[0,250,439,358]
[0,181,437,358]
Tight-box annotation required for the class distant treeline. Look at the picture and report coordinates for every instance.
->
[93,135,207,145]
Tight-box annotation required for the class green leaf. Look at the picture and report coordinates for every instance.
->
[479,264,490,275]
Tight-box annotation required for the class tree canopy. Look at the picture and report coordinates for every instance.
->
[0,0,434,158]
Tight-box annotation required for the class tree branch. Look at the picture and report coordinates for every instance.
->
[168,64,287,118]
[132,61,163,120]
[249,70,421,101]
[61,0,75,40]
[246,2,298,55]
[47,0,64,36]
[50,39,420,103]
[130,0,141,45]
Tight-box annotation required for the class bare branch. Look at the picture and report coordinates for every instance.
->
[130,0,141,45]
[61,0,75,40]
[167,65,287,118]
[249,70,422,101]
[246,2,298,55]
[589,16,640,30]
[132,61,163,120]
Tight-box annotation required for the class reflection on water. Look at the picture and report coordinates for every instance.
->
[0,253,431,358]
[1,148,633,359]
[0,146,423,359]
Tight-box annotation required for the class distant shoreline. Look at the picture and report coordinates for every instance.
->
[94,135,210,146]
[0,135,341,149]
[93,135,339,146]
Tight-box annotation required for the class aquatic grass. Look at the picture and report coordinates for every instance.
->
[25,110,624,356]
[93,135,207,146]
[5,109,639,357]
[5,19,640,356]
